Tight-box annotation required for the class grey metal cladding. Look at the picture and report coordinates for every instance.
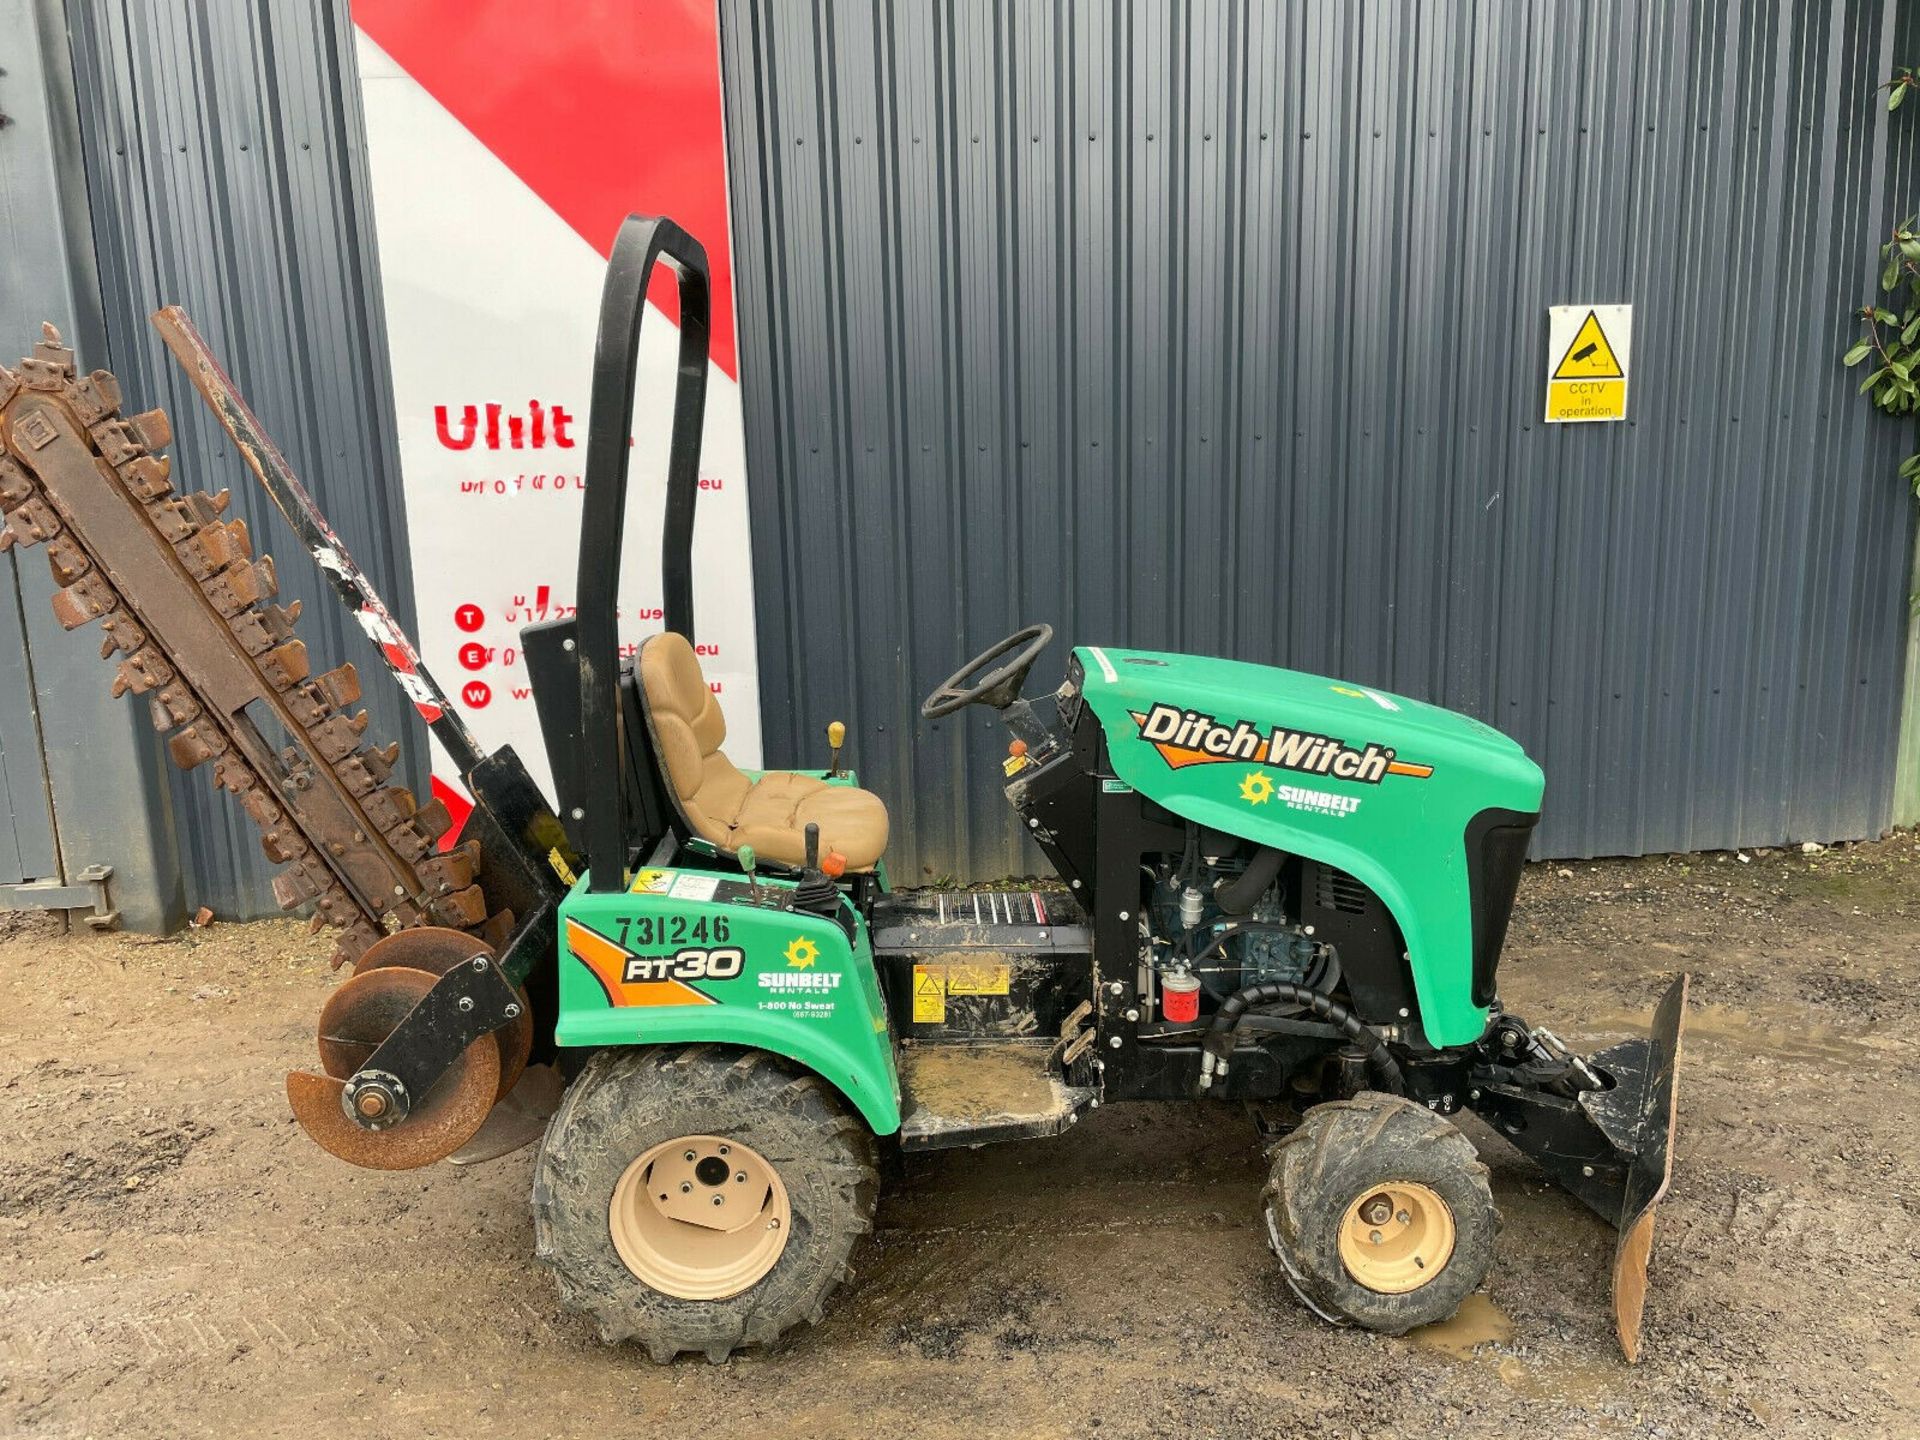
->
[720,0,1920,880]
[62,0,423,919]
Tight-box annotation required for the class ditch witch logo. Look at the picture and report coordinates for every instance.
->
[1130,703,1434,782]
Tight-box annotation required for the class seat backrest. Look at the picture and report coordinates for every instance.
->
[637,632,752,848]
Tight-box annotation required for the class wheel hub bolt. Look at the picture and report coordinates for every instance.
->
[1370,1229,1384,1245]
[680,1181,693,1194]
[1361,1196,1392,1226]
[712,1195,725,1207]
[355,1090,388,1118]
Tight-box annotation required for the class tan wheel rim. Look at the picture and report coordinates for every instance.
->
[1336,1181,1456,1294]
[608,1135,791,1300]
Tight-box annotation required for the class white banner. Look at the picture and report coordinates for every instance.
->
[353,13,760,833]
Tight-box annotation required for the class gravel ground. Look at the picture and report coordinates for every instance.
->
[2,834,1917,1438]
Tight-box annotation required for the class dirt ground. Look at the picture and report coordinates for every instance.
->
[3,836,1918,1440]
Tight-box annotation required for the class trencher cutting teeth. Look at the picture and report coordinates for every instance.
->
[0,325,502,967]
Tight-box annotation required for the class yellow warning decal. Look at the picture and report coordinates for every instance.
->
[912,965,946,1023]
[946,962,1011,997]
[1551,310,1624,379]
[1545,304,1631,423]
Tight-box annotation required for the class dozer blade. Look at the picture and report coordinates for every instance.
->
[290,964,502,1169]
[1593,972,1688,1363]
[1466,973,1688,1362]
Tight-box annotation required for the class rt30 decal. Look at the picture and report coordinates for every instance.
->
[619,947,744,983]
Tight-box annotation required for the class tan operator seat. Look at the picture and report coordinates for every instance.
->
[638,632,890,871]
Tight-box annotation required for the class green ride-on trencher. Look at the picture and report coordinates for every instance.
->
[281,217,1687,1364]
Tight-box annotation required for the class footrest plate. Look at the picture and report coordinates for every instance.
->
[897,1038,1093,1151]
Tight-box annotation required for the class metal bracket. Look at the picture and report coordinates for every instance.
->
[345,954,521,1129]
[0,863,118,928]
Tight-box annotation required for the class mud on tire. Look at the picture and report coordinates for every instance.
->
[1262,1091,1496,1334]
[531,1045,879,1362]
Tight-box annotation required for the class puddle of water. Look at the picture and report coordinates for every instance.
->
[1410,1294,1627,1408]
[1406,1292,1513,1358]
[1583,1002,1873,1065]
[1498,1353,1625,1407]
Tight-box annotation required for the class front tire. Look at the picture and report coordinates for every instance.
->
[1262,1092,1496,1334]
[532,1045,879,1362]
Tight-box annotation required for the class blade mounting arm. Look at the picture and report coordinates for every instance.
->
[341,955,524,1130]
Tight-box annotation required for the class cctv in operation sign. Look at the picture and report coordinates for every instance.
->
[1545,304,1631,423]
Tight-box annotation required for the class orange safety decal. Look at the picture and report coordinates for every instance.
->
[566,916,724,1008]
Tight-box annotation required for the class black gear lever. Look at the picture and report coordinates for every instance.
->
[793,822,840,915]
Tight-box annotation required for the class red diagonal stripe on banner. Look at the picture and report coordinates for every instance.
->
[355,0,740,379]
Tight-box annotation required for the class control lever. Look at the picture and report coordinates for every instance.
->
[737,844,758,898]
[793,822,840,915]
[826,720,846,778]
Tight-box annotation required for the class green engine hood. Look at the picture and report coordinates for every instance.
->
[1073,646,1544,1046]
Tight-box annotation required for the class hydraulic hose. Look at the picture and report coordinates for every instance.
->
[1197,981,1404,1095]
[1214,845,1284,914]
[1178,822,1202,890]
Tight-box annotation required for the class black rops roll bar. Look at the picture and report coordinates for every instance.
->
[577,215,711,893]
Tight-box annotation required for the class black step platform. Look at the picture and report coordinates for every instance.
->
[895,1037,1095,1151]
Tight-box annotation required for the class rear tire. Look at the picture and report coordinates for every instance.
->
[531,1045,879,1362]
[1262,1091,1495,1334]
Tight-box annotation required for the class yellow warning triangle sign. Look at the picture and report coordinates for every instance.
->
[1552,310,1624,379]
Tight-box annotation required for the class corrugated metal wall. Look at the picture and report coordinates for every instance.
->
[60,0,423,918]
[5,0,182,932]
[1,0,78,891]
[721,0,1920,880]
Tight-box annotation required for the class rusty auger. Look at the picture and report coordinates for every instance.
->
[0,319,570,1168]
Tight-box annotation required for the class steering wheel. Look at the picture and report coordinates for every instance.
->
[920,623,1055,719]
